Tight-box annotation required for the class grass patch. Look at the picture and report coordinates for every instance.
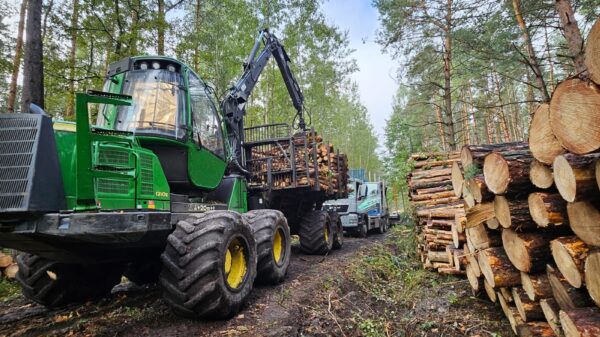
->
[0,278,21,301]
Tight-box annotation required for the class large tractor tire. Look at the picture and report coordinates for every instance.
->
[16,253,122,307]
[243,210,291,284]
[328,211,343,250]
[299,210,333,255]
[159,211,257,319]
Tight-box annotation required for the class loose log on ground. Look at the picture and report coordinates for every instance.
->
[494,195,537,231]
[522,272,553,301]
[560,307,600,337]
[503,229,564,273]
[567,201,600,247]
[460,142,528,170]
[513,287,545,321]
[529,192,568,227]
[499,292,525,335]
[540,298,564,337]
[531,159,555,189]
[586,19,600,84]
[517,321,557,337]
[551,236,590,288]
[547,265,593,310]
[530,103,566,165]
[584,250,600,308]
[451,161,463,197]
[478,247,521,288]
[484,150,534,195]
[0,253,13,268]
[549,78,600,155]
[465,202,495,229]
[553,153,600,202]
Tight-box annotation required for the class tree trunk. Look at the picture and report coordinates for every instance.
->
[555,0,587,76]
[529,103,565,164]
[553,153,600,202]
[7,0,27,113]
[502,229,558,273]
[530,159,555,189]
[585,250,600,308]
[549,79,600,154]
[66,0,79,118]
[512,287,545,322]
[547,264,592,310]
[521,272,553,301]
[442,0,456,150]
[129,0,140,55]
[585,19,600,84]
[193,0,201,70]
[544,24,556,93]
[492,68,511,142]
[435,105,447,151]
[528,192,567,227]
[20,0,44,113]
[478,247,521,288]
[560,307,600,337]
[551,236,590,288]
[461,91,470,145]
[484,150,533,195]
[540,298,563,336]
[511,0,550,102]
[494,195,536,231]
[157,0,165,55]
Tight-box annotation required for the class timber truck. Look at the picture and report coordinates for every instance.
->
[0,29,345,319]
[323,179,389,237]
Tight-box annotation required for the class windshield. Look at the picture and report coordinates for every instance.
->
[367,183,379,196]
[106,69,186,138]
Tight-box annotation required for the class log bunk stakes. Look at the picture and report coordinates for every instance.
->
[405,18,600,337]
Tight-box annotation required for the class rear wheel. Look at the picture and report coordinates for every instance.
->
[299,210,333,255]
[159,211,257,319]
[16,253,122,307]
[329,211,343,250]
[243,210,291,284]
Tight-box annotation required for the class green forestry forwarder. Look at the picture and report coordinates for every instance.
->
[0,29,344,319]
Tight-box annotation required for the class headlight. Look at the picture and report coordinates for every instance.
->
[348,214,358,223]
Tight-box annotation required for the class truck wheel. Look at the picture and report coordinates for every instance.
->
[124,256,162,285]
[330,213,343,250]
[299,210,333,255]
[378,219,386,234]
[243,210,291,284]
[358,217,368,238]
[16,253,122,307]
[159,211,257,319]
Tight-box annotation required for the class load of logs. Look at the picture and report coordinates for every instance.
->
[0,251,17,279]
[248,131,349,196]
[406,19,600,336]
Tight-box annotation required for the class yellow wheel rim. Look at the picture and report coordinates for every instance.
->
[224,238,247,289]
[273,228,284,264]
[324,223,329,242]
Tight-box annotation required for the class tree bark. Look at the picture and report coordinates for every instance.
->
[442,0,456,150]
[511,0,551,102]
[478,247,521,288]
[460,142,528,170]
[435,105,448,151]
[66,0,79,118]
[512,287,545,322]
[555,0,587,76]
[516,322,557,337]
[7,0,27,113]
[502,229,559,273]
[20,0,44,113]
[494,195,536,231]
[560,307,600,337]
[521,272,553,301]
[547,264,592,310]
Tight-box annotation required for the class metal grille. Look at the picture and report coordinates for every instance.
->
[97,178,130,195]
[244,123,291,144]
[97,147,131,168]
[140,154,154,195]
[0,116,39,209]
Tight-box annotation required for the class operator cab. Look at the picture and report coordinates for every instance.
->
[97,57,228,194]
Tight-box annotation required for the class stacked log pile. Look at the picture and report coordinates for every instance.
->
[0,251,17,279]
[249,131,349,195]
[407,152,466,276]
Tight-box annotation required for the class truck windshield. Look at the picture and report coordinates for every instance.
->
[101,69,186,139]
[347,183,356,198]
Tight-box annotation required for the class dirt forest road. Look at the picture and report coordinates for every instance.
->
[0,234,386,337]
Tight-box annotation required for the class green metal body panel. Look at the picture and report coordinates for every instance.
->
[227,178,248,213]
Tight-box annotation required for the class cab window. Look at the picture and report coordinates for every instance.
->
[189,73,225,158]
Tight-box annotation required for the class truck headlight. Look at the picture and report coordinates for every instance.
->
[348,214,358,224]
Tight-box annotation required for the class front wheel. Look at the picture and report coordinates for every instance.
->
[358,218,368,238]
[329,211,343,250]
[159,211,257,319]
[299,210,334,255]
[243,210,291,284]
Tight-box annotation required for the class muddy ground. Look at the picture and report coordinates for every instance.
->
[0,228,512,337]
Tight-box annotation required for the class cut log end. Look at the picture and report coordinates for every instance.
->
[585,250,600,308]
[484,152,509,194]
[451,161,463,197]
[550,236,588,289]
[530,159,555,189]
[585,19,600,84]
[554,155,578,203]
[567,201,600,247]
[528,192,567,227]
[540,299,562,337]
[529,103,566,165]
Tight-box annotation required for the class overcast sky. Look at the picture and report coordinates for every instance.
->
[322,0,398,147]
